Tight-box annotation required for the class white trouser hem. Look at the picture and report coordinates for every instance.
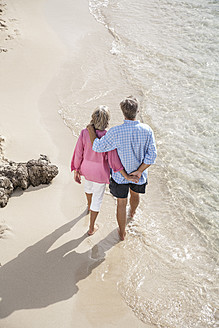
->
[84,179,106,212]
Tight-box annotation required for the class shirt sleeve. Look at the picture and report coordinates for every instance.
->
[107,149,124,173]
[143,129,157,164]
[92,128,116,153]
[71,130,84,172]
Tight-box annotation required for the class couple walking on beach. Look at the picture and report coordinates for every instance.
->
[71,96,157,240]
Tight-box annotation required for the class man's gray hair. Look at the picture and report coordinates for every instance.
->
[90,105,110,131]
[120,96,138,120]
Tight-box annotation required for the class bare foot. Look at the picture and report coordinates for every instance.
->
[118,228,126,241]
[88,225,99,236]
[127,209,135,222]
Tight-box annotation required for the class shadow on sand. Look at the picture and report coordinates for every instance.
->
[0,209,120,318]
[10,184,50,199]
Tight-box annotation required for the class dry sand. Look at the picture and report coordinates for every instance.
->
[0,0,147,327]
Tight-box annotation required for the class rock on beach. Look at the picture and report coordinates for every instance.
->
[0,155,59,207]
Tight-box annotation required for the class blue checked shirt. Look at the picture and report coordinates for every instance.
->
[93,120,157,185]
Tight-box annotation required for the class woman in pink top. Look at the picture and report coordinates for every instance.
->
[71,106,137,235]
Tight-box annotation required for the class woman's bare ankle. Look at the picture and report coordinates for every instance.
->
[88,224,99,236]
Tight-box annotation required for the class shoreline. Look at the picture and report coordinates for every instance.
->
[0,1,148,327]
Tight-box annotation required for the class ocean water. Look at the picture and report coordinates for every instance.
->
[55,0,219,326]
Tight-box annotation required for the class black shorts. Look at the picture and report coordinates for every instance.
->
[109,178,147,199]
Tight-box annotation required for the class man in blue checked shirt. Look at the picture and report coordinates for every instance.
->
[87,96,157,240]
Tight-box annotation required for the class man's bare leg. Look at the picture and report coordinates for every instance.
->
[117,198,128,240]
[129,189,140,218]
[88,210,99,235]
[85,193,92,211]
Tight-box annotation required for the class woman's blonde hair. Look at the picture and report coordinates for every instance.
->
[90,105,110,130]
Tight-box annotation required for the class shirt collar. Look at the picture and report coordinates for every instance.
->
[123,119,139,124]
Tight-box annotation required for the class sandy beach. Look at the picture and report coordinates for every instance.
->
[0,0,147,327]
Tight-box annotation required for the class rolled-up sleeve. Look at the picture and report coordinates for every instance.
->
[143,129,157,164]
[93,128,116,153]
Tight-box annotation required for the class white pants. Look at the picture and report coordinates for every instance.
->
[84,179,106,212]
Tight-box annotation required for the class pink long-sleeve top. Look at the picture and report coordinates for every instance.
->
[71,129,123,184]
